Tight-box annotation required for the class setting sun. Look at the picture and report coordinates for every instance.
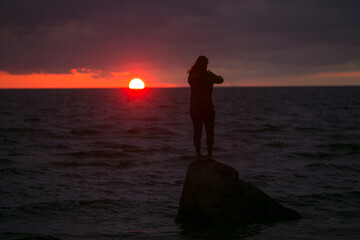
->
[129,78,145,89]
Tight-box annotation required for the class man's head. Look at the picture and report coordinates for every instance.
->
[189,55,208,74]
[195,55,208,70]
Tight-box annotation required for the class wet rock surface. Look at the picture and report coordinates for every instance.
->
[176,160,300,224]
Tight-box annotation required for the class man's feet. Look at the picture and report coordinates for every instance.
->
[195,154,216,162]
[207,154,216,162]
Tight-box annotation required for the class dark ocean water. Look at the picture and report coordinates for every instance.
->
[0,87,359,240]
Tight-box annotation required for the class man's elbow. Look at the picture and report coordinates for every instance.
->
[217,76,224,84]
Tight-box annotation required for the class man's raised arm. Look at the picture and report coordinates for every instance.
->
[207,71,224,84]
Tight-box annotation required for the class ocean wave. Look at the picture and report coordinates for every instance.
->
[94,123,114,129]
[52,159,132,168]
[0,167,45,175]
[336,210,360,219]
[264,142,288,148]
[123,146,172,153]
[0,232,61,240]
[1,138,20,145]
[298,193,345,203]
[0,167,21,175]
[125,127,176,136]
[8,151,26,157]
[0,158,15,164]
[293,152,338,159]
[55,150,131,159]
[0,127,45,133]
[235,124,281,133]
[348,191,360,198]
[69,129,99,136]
[18,199,123,213]
[24,117,42,122]
[54,146,172,161]
[91,142,139,150]
[125,128,140,134]
[304,163,360,172]
[295,127,326,132]
[77,199,123,208]
[315,143,360,152]
[298,191,360,208]
[19,201,82,213]
[179,155,194,160]
[53,144,71,150]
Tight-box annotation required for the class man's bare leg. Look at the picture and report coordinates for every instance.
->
[206,135,214,160]
[194,136,202,161]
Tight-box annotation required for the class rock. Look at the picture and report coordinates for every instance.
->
[176,160,300,224]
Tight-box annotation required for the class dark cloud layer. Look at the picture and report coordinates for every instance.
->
[1,0,360,84]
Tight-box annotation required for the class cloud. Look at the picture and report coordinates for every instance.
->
[1,0,360,86]
[0,68,145,88]
[311,71,360,78]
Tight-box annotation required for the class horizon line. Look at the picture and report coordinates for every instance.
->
[1,85,359,90]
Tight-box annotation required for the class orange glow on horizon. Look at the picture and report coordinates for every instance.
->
[0,69,179,88]
[0,69,131,88]
[311,71,360,78]
[1,68,360,88]
[129,78,145,89]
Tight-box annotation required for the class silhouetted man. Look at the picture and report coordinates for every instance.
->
[188,55,224,161]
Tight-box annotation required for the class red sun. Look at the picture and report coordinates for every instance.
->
[129,78,145,89]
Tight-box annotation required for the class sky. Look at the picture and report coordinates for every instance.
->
[1,0,360,88]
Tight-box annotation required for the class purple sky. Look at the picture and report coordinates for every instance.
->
[1,0,360,86]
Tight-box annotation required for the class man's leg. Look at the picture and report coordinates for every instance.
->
[206,136,214,160]
[191,112,203,160]
[204,111,215,160]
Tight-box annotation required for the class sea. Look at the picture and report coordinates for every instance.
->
[0,87,359,240]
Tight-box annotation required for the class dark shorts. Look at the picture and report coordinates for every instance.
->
[190,110,215,138]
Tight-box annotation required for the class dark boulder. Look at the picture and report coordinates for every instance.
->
[176,160,300,224]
